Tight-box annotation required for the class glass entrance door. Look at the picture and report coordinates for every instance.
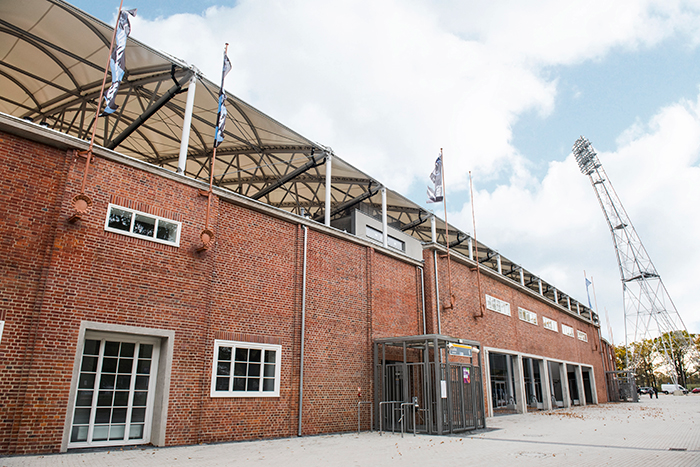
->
[69,333,160,448]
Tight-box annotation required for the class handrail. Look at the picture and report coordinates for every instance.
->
[400,401,418,438]
[357,401,373,434]
[378,401,402,436]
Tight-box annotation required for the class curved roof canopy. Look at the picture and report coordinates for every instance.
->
[0,0,599,323]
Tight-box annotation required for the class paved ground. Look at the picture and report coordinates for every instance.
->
[3,394,699,466]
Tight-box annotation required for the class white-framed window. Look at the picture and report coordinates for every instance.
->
[518,307,537,325]
[577,330,588,342]
[543,316,558,332]
[562,324,574,337]
[0,320,4,343]
[486,294,511,316]
[104,204,181,247]
[366,225,406,252]
[211,340,281,397]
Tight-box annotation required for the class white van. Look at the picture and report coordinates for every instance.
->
[661,383,688,394]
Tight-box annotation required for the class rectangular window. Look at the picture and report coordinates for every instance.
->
[211,340,281,397]
[543,316,558,332]
[486,294,511,316]
[518,307,537,325]
[104,204,181,247]
[562,324,574,337]
[0,320,4,343]
[577,330,588,342]
[366,226,405,252]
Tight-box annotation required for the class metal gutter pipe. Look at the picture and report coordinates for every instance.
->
[298,224,308,436]
[434,249,441,335]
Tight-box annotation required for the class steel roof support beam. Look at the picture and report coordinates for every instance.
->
[251,151,325,200]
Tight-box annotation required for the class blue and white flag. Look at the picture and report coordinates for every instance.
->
[427,154,443,203]
[102,8,137,116]
[585,278,593,309]
[213,49,232,148]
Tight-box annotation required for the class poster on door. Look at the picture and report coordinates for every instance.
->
[463,367,470,384]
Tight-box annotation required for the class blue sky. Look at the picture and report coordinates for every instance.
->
[70,1,700,345]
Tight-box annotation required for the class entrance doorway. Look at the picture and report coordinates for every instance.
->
[522,357,544,411]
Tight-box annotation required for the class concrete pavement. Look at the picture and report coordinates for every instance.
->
[3,393,699,466]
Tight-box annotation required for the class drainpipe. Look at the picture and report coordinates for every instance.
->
[433,249,442,335]
[298,225,308,436]
[419,266,426,335]
[177,73,197,174]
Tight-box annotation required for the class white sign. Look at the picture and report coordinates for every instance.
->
[440,380,447,398]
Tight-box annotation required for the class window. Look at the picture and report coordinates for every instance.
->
[486,294,511,316]
[366,225,406,252]
[211,340,281,397]
[105,204,181,246]
[518,307,537,325]
[0,320,4,343]
[562,324,574,337]
[543,316,558,332]
[577,330,588,342]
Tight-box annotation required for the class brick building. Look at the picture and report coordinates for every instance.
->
[0,0,610,455]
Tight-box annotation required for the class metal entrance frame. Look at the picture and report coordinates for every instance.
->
[374,334,485,435]
[606,370,638,402]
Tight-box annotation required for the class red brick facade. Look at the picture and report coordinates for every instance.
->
[0,124,606,455]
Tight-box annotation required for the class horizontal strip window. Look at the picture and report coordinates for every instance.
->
[577,330,588,342]
[366,225,405,252]
[518,307,537,325]
[543,316,558,332]
[211,340,281,398]
[105,204,181,247]
[486,294,511,316]
[562,324,574,337]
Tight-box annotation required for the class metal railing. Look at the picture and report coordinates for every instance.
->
[357,401,373,434]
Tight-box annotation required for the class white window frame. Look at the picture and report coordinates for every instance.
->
[485,294,511,316]
[210,340,281,398]
[366,225,406,252]
[543,316,558,332]
[104,204,181,247]
[0,320,4,343]
[562,324,575,338]
[577,330,588,342]
[518,307,537,325]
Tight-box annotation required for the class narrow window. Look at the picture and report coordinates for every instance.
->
[577,330,588,342]
[543,316,558,332]
[562,324,574,337]
[518,307,537,325]
[486,294,511,316]
[104,204,181,246]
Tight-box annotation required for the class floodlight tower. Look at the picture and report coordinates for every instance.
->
[572,136,691,385]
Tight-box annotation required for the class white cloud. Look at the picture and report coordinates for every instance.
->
[130,0,700,339]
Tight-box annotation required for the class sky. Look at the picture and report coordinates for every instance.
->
[70,0,700,343]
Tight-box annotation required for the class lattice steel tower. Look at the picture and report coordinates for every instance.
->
[572,136,691,384]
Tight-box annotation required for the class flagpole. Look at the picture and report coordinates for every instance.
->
[71,0,125,220]
[441,148,455,310]
[470,171,485,319]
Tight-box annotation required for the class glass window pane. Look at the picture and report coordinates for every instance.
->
[113,391,129,406]
[129,424,144,440]
[83,339,100,356]
[136,359,151,375]
[118,358,133,374]
[71,425,88,443]
[79,373,95,389]
[233,362,246,376]
[95,408,111,424]
[99,374,115,390]
[133,391,148,406]
[216,377,229,391]
[108,208,132,232]
[104,341,120,357]
[97,391,113,406]
[156,220,178,242]
[248,363,260,377]
[109,424,125,440]
[81,356,98,373]
[116,374,131,390]
[263,379,275,392]
[92,425,109,441]
[133,214,155,238]
[139,344,153,359]
[76,390,93,406]
[249,349,261,362]
[264,364,275,377]
[135,375,149,390]
[112,408,127,424]
[131,407,146,423]
[235,348,248,362]
[102,358,117,373]
[217,362,231,376]
[233,378,245,391]
[264,350,276,363]
[218,346,232,361]
[120,343,135,357]
[73,408,91,424]
[247,378,260,392]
